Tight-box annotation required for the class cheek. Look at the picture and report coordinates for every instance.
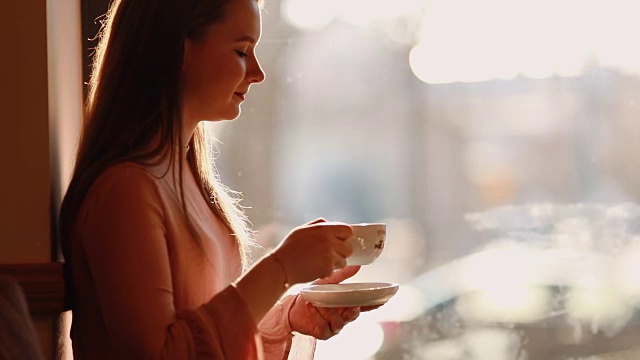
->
[188,64,225,96]
[203,60,242,87]
[213,56,246,82]
[185,54,245,100]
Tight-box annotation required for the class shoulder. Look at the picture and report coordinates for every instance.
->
[85,162,164,207]
[97,162,158,184]
[77,162,169,230]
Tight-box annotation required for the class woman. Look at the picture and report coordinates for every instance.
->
[59,0,365,358]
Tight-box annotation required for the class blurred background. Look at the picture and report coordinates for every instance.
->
[201,0,640,359]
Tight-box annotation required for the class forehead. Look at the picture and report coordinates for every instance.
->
[208,0,262,42]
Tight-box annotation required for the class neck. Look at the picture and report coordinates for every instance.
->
[182,106,200,146]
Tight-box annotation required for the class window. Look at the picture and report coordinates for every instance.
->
[214,1,640,359]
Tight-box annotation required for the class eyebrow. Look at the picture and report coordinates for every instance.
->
[235,35,257,44]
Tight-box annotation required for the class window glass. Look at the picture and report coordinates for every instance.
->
[212,1,640,359]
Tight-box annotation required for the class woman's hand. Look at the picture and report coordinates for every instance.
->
[235,218,355,326]
[287,265,363,340]
[271,219,353,285]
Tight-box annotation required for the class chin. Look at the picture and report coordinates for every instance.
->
[204,107,241,122]
[224,107,242,120]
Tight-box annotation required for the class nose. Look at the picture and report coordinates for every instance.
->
[247,55,266,84]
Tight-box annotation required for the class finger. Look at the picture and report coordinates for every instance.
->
[305,302,333,340]
[333,256,347,270]
[361,304,383,312]
[313,265,361,285]
[343,307,360,322]
[317,307,347,335]
[333,239,353,258]
[336,307,361,322]
[314,222,353,239]
[331,223,353,240]
[306,218,327,225]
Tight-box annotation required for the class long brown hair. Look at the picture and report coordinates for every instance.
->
[59,0,261,309]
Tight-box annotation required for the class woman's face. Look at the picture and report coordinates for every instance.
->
[182,0,265,124]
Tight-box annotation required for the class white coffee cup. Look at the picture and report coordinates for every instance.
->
[346,223,386,265]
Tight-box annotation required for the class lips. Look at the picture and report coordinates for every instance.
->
[234,92,246,100]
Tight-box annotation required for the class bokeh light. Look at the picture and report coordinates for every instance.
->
[456,286,551,323]
[566,286,634,326]
[281,0,337,31]
[314,318,385,360]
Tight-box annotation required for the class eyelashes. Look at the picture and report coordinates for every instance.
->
[235,50,248,58]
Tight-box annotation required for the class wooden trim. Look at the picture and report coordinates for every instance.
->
[0,263,65,315]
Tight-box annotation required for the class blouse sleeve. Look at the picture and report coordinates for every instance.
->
[258,294,316,360]
[77,164,261,359]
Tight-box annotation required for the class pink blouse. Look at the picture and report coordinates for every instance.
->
[68,161,315,359]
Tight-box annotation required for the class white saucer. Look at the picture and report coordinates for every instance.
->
[300,282,399,308]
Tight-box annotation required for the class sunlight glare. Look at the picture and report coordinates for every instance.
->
[458,247,543,291]
[566,286,633,325]
[464,328,522,360]
[613,248,640,304]
[362,284,424,322]
[456,286,551,323]
[410,0,622,84]
[338,0,425,27]
[314,319,384,360]
[338,0,380,27]
[281,0,337,31]
[453,248,550,323]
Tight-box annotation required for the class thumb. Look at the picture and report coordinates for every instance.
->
[306,217,327,225]
[313,265,361,285]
